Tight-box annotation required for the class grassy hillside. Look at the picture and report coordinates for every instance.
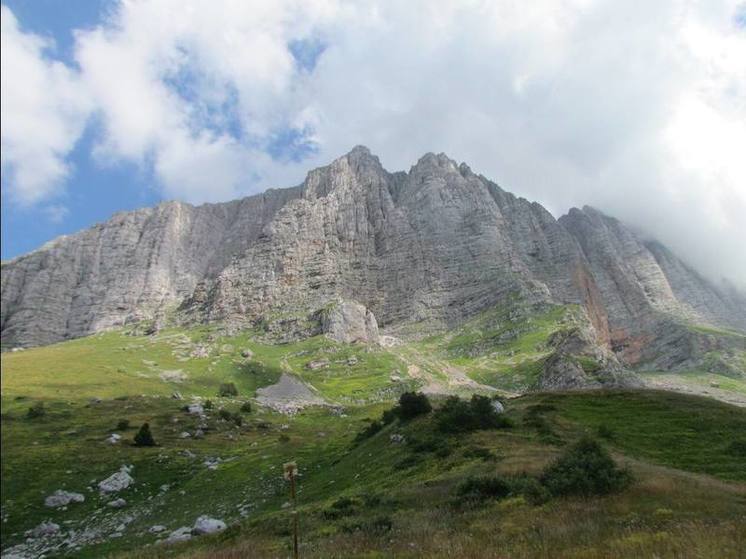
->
[2,328,746,558]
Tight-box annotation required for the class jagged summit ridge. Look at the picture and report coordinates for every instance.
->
[2,147,744,380]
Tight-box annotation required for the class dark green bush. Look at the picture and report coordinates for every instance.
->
[355,419,383,442]
[218,382,238,397]
[26,402,45,419]
[240,401,252,413]
[322,496,359,519]
[435,395,512,433]
[381,407,398,425]
[596,423,615,440]
[133,422,156,446]
[340,515,392,534]
[204,399,214,410]
[410,436,450,457]
[540,437,632,497]
[397,392,432,420]
[725,439,746,456]
[116,419,130,430]
[458,475,512,500]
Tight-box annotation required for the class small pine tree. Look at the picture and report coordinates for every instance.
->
[204,399,214,410]
[133,422,156,447]
[240,401,252,413]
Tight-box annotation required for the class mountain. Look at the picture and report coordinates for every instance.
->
[2,146,745,387]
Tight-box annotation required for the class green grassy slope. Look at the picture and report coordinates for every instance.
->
[2,327,746,558]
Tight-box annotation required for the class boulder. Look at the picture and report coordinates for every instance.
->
[98,466,134,493]
[164,526,192,544]
[192,516,226,535]
[240,348,254,359]
[149,525,167,533]
[491,400,505,414]
[320,300,380,344]
[106,433,122,444]
[44,490,85,508]
[107,498,127,508]
[187,403,204,415]
[26,521,60,538]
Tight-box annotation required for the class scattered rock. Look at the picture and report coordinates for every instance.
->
[106,433,122,444]
[194,429,205,439]
[45,490,85,508]
[180,431,191,439]
[306,359,329,370]
[192,516,226,535]
[171,391,183,400]
[107,498,127,508]
[240,348,254,359]
[26,521,60,538]
[491,400,505,414]
[187,403,204,415]
[390,434,406,444]
[149,525,166,533]
[160,370,188,383]
[164,526,192,544]
[98,466,134,493]
[190,346,210,359]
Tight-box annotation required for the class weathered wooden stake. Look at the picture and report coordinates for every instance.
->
[284,461,299,559]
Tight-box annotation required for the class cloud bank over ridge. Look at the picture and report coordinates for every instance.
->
[1,0,745,287]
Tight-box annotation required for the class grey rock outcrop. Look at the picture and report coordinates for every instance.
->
[320,299,379,344]
[2,146,744,382]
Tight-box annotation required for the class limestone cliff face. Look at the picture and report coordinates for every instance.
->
[2,147,744,376]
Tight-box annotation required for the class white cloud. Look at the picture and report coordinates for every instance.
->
[0,5,91,205]
[0,0,744,286]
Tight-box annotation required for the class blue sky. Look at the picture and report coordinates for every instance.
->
[1,1,745,288]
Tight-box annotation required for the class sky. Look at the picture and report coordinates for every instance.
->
[1,0,745,289]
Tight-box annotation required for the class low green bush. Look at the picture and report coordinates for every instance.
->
[540,437,632,497]
[435,395,512,433]
[218,382,238,397]
[116,419,130,430]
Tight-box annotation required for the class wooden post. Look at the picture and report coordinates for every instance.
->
[284,462,299,559]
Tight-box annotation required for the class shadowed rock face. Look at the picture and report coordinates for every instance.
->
[2,146,744,374]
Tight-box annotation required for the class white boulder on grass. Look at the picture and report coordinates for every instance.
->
[107,498,127,508]
[192,516,226,535]
[44,490,85,508]
[98,465,134,493]
[491,400,505,414]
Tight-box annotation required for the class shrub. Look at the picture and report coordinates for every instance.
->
[341,515,392,534]
[458,476,512,500]
[725,439,746,456]
[463,446,494,461]
[322,496,359,519]
[397,392,432,420]
[218,408,233,421]
[240,401,252,413]
[596,423,615,440]
[204,399,214,410]
[381,407,398,425]
[540,437,632,497]
[232,413,243,427]
[435,395,512,433]
[26,402,45,419]
[133,422,156,446]
[410,436,450,456]
[355,419,383,442]
[279,434,290,443]
[509,475,551,505]
[116,419,130,431]
[218,382,238,397]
